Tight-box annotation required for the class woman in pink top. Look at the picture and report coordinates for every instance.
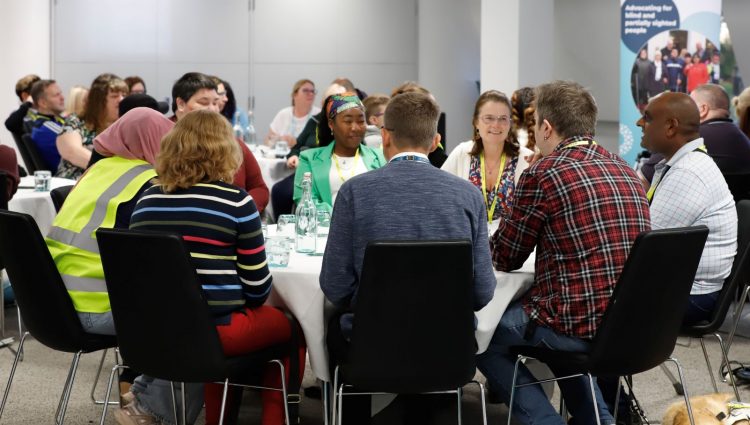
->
[685,53,709,93]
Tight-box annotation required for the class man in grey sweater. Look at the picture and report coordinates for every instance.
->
[319,92,496,423]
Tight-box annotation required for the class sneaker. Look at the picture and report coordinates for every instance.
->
[120,391,135,407]
[113,401,161,425]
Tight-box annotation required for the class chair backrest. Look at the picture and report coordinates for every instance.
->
[343,240,476,393]
[0,210,96,352]
[588,226,709,376]
[50,185,75,212]
[11,132,36,174]
[20,133,49,172]
[723,173,750,202]
[96,227,229,383]
[691,200,750,331]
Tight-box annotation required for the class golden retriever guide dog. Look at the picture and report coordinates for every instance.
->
[663,393,748,425]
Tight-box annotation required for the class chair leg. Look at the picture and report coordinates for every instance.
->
[0,331,28,419]
[726,284,750,357]
[322,381,331,425]
[181,382,187,425]
[55,352,78,423]
[56,351,83,425]
[714,333,741,402]
[331,366,340,425]
[170,381,179,425]
[698,337,719,393]
[586,373,602,425]
[269,359,291,425]
[456,387,463,425]
[473,381,489,425]
[666,358,696,425]
[16,305,23,361]
[337,383,344,425]
[218,379,230,425]
[507,355,523,425]
[90,349,118,405]
[659,362,684,395]
[613,376,622,423]
[99,364,128,425]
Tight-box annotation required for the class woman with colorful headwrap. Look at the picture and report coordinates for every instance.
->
[292,93,385,211]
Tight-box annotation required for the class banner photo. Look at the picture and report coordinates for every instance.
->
[619,0,722,165]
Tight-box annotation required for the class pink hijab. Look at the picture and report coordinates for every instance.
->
[94,107,174,166]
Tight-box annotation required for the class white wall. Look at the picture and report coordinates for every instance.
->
[0,0,51,167]
[419,0,480,151]
[250,0,417,140]
[553,0,620,122]
[724,0,750,89]
[481,0,554,98]
[52,0,250,116]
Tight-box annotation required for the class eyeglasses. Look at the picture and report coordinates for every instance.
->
[300,88,317,95]
[480,115,511,126]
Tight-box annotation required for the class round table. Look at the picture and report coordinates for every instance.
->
[264,225,535,381]
[8,176,76,235]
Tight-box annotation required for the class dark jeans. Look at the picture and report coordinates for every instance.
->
[271,174,295,222]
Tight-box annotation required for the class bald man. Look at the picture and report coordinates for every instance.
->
[637,92,737,324]
[691,84,750,178]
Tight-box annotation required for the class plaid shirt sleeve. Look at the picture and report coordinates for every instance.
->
[490,169,545,272]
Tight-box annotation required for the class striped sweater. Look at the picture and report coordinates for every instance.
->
[130,181,272,325]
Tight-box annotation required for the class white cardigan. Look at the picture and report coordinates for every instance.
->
[441,140,533,184]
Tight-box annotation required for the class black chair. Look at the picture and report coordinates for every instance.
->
[50,185,75,212]
[665,200,750,400]
[723,173,750,202]
[20,133,49,172]
[11,133,37,174]
[507,226,709,425]
[95,227,301,425]
[332,240,487,425]
[0,172,7,210]
[0,210,118,424]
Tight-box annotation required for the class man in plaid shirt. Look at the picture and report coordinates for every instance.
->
[477,81,650,425]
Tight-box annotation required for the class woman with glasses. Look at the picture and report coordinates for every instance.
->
[442,90,532,228]
[264,78,321,148]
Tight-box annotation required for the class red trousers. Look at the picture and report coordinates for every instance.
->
[204,306,306,425]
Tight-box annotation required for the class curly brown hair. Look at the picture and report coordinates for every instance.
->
[156,110,241,193]
[511,87,536,150]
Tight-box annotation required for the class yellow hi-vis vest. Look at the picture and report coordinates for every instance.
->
[45,157,157,313]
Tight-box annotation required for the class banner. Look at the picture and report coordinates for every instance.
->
[619,0,722,165]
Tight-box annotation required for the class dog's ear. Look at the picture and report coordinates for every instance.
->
[661,400,682,425]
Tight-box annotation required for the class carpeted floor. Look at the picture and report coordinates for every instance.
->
[1,302,750,424]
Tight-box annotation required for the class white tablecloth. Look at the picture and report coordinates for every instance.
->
[265,226,535,381]
[252,145,294,189]
[8,176,76,235]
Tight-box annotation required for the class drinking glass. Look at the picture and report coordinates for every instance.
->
[266,236,290,268]
[274,140,290,158]
[314,210,331,255]
[277,214,297,241]
[34,170,51,192]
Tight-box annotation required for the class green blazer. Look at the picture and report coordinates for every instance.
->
[293,142,386,211]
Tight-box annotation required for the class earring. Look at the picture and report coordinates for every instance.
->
[544,135,549,141]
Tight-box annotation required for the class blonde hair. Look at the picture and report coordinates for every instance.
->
[291,79,314,106]
[156,110,241,193]
[64,85,89,117]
